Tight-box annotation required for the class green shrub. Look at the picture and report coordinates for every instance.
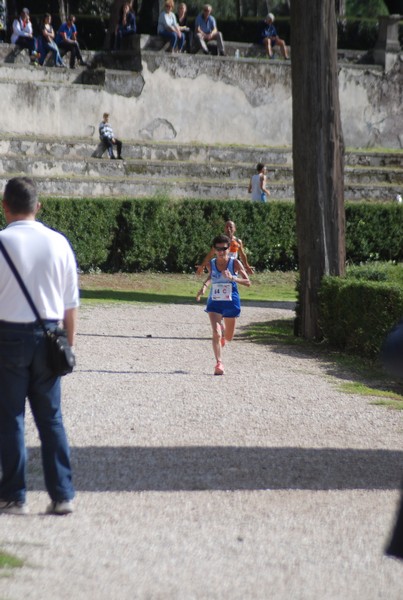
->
[1,198,401,274]
[39,198,121,272]
[319,276,403,357]
[345,202,403,263]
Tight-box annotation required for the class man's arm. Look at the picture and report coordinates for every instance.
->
[196,247,215,275]
[261,174,271,196]
[13,18,31,38]
[64,307,78,347]
[238,240,254,274]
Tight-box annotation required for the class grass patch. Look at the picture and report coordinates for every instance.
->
[339,382,403,409]
[79,271,297,304]
[0,550,24,569]
[241,317,403,408]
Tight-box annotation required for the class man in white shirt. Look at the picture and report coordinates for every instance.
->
[0,177,79,516]
[11,7,39,60]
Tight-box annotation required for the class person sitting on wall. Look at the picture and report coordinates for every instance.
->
[258,12,289,60]
[11,8,39,63]
[157,1,185,53]
[38,13,65,67]
[116,1,137,50]
[55,14,87,69]
[99,112,123,160]
[194,4,225,56]
[176,3,193,53]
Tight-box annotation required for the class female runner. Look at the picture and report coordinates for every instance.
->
[196,234,251,375]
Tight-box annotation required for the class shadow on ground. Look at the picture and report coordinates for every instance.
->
[80,289,295,309]
[27,446,403,492]
[239,318,403,400]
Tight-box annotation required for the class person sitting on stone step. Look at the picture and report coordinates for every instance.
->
[176,3,193,53]
[257,13,289,60]
[98,113,123,160]
[116,1,137,50]
[157,0,185,53]
[38,13,65,67]
[11,8,39,63]
[194,4,225,56]
[55,14,87,69]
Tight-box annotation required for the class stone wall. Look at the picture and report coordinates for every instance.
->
[0,49,402,148]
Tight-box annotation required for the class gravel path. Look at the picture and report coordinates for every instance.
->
[1,302,403,600]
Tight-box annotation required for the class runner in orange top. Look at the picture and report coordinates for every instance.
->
[196,220,254,275]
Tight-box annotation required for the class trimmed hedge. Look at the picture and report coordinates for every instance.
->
[319,274,403,358]
[345,202,403,263]
[0,198,401,273]
[0,198,297,273]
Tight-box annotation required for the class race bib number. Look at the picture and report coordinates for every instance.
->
[211,283,232,301]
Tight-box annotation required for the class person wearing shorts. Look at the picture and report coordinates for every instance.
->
[196,234,251,375]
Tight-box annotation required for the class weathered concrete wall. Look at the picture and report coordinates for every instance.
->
[0,52,401,148]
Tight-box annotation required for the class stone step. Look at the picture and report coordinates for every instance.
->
[0,135,402,168]
[0,136,292,165]
[0,154,401,186]
[0,170,399,202]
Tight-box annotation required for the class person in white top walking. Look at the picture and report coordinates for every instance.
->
[248,163,271,202]
[0,177,79,516]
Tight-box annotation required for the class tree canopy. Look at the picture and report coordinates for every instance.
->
[11,0,400,19]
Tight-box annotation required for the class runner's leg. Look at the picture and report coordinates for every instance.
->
[223,317,236,342]
[209,312,223,362]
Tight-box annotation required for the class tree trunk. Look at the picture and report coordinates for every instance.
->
[58,0,66,22]
[291,0,346,340]
[335,0,345,17]
[139,0,159,34]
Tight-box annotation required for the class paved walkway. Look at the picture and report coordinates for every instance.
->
[1,303,402,599]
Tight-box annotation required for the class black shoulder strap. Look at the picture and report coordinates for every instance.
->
[0,239,47,333]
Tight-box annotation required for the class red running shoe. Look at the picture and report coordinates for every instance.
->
[214,361,224,375]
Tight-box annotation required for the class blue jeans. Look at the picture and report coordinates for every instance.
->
[160,30,185,52]
[0,320,74,504]
[39,39,64,66]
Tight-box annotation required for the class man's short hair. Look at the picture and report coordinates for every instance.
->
[203,4,212,11]
[212,234,230,247]
[256,162,265,172]
[3,177,38,215]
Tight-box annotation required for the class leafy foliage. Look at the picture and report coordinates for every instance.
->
[1,198,401,275]
[319,270,403,357]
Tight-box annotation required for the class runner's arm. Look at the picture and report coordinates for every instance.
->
[237,240,255,275]
[196,247,215,275]
[196,274,212,301]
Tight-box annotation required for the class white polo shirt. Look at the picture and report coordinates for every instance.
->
[0,220,79,322]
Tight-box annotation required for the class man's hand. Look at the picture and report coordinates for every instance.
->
[195,264,206,276]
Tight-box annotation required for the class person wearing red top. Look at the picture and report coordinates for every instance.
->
[196,220,254,275]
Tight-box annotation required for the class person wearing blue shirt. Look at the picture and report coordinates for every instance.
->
[55,14,87,69]
[258,13,289,60]
[194,4,225,56]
